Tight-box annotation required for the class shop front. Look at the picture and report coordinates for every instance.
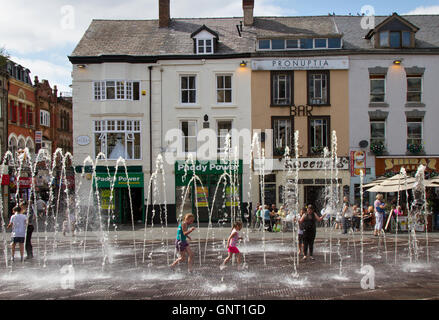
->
[175,160,243,223]
[375,157,439,231]
[94,168,144,224]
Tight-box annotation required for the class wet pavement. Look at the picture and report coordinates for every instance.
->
[0,227,438,300]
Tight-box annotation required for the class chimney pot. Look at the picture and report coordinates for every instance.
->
[159,0,170,28]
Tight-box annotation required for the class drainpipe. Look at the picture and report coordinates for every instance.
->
[148,66,153,221]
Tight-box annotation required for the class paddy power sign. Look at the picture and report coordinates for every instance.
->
[175,160,243,175]
[95,173,144,188]
[375,157,439,175]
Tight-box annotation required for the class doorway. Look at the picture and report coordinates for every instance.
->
[304,186,325,213]
[120,188,143,224]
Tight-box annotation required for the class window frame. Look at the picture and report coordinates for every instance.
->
[307,70,330,106]
[272,116,294,156]
[93,119,142,160]
[216,119,233,155]
[216,74,233,104]
[271,71,294,106]
[40,110,50,127]
[406,118,423,148]
[406,75,423,103]
[196,38,214,55]
[308,116,330,156]
[180,120,198,154]
[370,120,386,148]
[370,75,386,103]
[180,75,197,105]
[93,80,140,101]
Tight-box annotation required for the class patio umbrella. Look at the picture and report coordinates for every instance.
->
[426,178,439,187]
[363,178,386,188]
[366,174,416,193]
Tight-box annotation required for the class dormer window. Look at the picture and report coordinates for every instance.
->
[191,25,219,55]
[197,39,213,54]
[366,13,419,49]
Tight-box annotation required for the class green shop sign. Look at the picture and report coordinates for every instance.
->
[95,173,144,188]
[175,160,243,175]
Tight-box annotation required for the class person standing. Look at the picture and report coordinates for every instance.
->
[341,196,352,234]
[170,213,196,273]
[263,205,272,232]
[7,205,28,263]
[374,194,386,236]
[221,221,243,270]
[23,200,34,260]
[299,205,324,260]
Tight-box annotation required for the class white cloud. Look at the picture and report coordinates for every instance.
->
[11,55,72,93]
[404,5,439,15]
[1,0,294,92]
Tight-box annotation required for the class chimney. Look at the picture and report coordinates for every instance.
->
[243,0,254,26]
[159,0,170,28]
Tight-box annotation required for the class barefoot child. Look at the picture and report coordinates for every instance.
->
[221,221,243,270]
[170,213,196,272]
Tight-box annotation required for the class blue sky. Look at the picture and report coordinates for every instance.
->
[1,0,438,93]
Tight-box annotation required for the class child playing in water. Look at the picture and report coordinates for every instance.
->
[170,213,196,273]
[220,221,243,270]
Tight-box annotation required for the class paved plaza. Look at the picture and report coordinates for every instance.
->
[0,226,438,300]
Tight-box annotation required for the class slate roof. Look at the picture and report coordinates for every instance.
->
[70,15,439,60]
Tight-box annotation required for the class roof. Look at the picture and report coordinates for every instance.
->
[70,14,439,61]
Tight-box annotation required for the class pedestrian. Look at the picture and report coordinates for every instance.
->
[277,205,287,232]
[221,221,243,270]
[263,205,272,232]
[297,207,306,256]
[254,205,262,231]
[170,213,196,273]
[352,205,361,231]
[299,204,324,260]
[36,196,47,219]
[7,205,28,263]
[23,200,34,260]
[341,196,352,234]
[374,194,386,236]
[252,202,260,229]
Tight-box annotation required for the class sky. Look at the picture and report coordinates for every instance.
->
[1,0,439,93]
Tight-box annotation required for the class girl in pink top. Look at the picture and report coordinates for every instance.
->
[221,221,243,270]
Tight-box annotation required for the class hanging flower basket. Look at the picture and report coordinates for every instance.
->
[407,143,423,154]
[370,141,385,155]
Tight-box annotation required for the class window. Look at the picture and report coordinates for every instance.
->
[180,76,197,104]
[309,117,330,155]
[19,103,25,125]
[40,110,50,127]
[258,39,270,50]
[93,81,140,101]
[273,117,292,156]
[197,39,213,54]
[27,107,33,126]
[370,75,386,102]
[328,38,342,48]
[407,75,422,102]
[271,71,293,105]
[10,100,17,123]
[407,119,422,148]
[217,120,232,154]
[300,38,313,49]
[8,136,17,155]
[180,120,197,153]
[308,71,329,105]
[380,31,413,48]
[94,120,141,160]
[286,39,298,49]
[370,121,386,146]
[216,75,232,104]
[390,31,401,48]
[380,31,389,47]
[271,39,285,50]
[314,38,327,48]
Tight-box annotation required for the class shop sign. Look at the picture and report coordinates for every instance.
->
[226,186,239,207]
[251,57,349,71]
[95,173,144,188]
[375,157,439,176]
[35,131,42,144]
[256,157,349,171]
[76,136,91,146]
[175,160,243,175]
[350,150,366,177]
[100,189,115,210]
